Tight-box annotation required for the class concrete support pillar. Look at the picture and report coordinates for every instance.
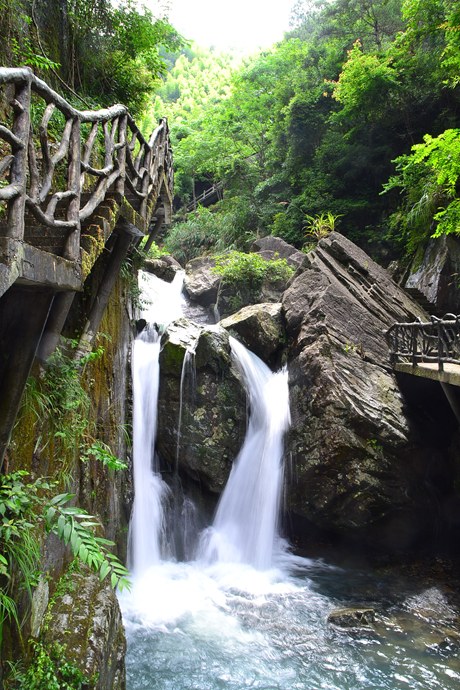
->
[36,290,77,362]
[78,221,140,354]
[441,382,460,426]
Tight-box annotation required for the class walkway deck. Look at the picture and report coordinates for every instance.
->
[394,361,460,387]
[387,314,460,387]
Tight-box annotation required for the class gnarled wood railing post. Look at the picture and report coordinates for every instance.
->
[0,68,31,241]
[64,116,82,261]
[0,67,173,286]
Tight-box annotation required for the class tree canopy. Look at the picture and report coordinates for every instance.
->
[2,0,458,259]
[158,0,460,261]
[0,0,183,115]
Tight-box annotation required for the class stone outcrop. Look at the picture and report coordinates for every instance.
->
[143,255,182,282]
[327,607,376,630]
[220,303,285,364]
[216,268,292,320]
[42,573,126,690]
[157,319,246,492]
[405,235,460,315]
[184,246,296,320]
[282,232,435,546]
[252,235,307,271]
[184,256,220,306]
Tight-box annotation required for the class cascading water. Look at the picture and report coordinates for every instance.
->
[128,327,165,574]
[127,270,185,574]
[201,336,290,569]
[120,273,460,690]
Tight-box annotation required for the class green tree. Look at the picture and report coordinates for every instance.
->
[383,128,460,251]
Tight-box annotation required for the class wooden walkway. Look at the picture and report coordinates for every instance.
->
[394,361,460,387]
[0,67,174,464]
[0,66,173,296]
[387,315,460,387]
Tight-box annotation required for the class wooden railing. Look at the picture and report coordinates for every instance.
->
[386,314,460,371]
[186,182,223,212]
[0,67,172,262]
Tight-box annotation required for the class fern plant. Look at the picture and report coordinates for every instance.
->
[0,472,130,648]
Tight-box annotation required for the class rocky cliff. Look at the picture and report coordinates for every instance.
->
[163,233,460,552]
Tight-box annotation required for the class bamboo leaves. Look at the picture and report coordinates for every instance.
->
[43,494,130,590]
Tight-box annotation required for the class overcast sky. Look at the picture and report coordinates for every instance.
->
[165,0,294,53]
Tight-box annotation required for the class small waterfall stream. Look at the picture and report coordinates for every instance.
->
[128,328,165,574]
[200,337,290,569]
[120,274,460,690]
[128,271,185,574]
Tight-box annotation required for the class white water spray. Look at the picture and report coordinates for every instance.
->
[201,337,291,569]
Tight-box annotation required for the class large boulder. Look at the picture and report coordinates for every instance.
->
[220,302,285,364]
[184,256,221,307]
[184,247,296,319]
[252,235,307,271]
[282,232,436,546]
[157,319,246,492]
[217,264,294,319]
[143,255,182,282]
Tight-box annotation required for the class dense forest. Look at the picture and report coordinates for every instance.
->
[1,0,458,263]
[153,0,460,265]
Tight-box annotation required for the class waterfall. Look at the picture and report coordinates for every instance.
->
[121,276,458,690]
[128,269,291,575]
[128,328,166,574]
[201,336,291,569]
[128,271,184,575]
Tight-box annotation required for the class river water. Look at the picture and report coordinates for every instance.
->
[119,272,460,690]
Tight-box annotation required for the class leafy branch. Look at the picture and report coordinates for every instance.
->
[44,493,130,591]
[0,472,130,647]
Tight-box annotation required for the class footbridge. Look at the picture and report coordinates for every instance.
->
[0,67,173,462]
[386,314,460,424]
[386,314,460,386]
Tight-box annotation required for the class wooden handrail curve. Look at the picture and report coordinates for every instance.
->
[386,314,460,371]
[0,67,173,261]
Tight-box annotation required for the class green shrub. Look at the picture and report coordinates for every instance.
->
[213,251,294,289]
[0,470,130,648]
[6,640,89,690]
[302,212,341,243]
[164,201,259,265]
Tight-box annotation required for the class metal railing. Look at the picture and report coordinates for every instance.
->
[386,314,460,371]
[0,67,173,261]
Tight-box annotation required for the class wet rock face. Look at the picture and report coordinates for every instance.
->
[157,319,246,493]
[43,572,126,690]
[405,235,460,315]
[327,607,376,630]
[282,232,433,543]
[184,256,220,307]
